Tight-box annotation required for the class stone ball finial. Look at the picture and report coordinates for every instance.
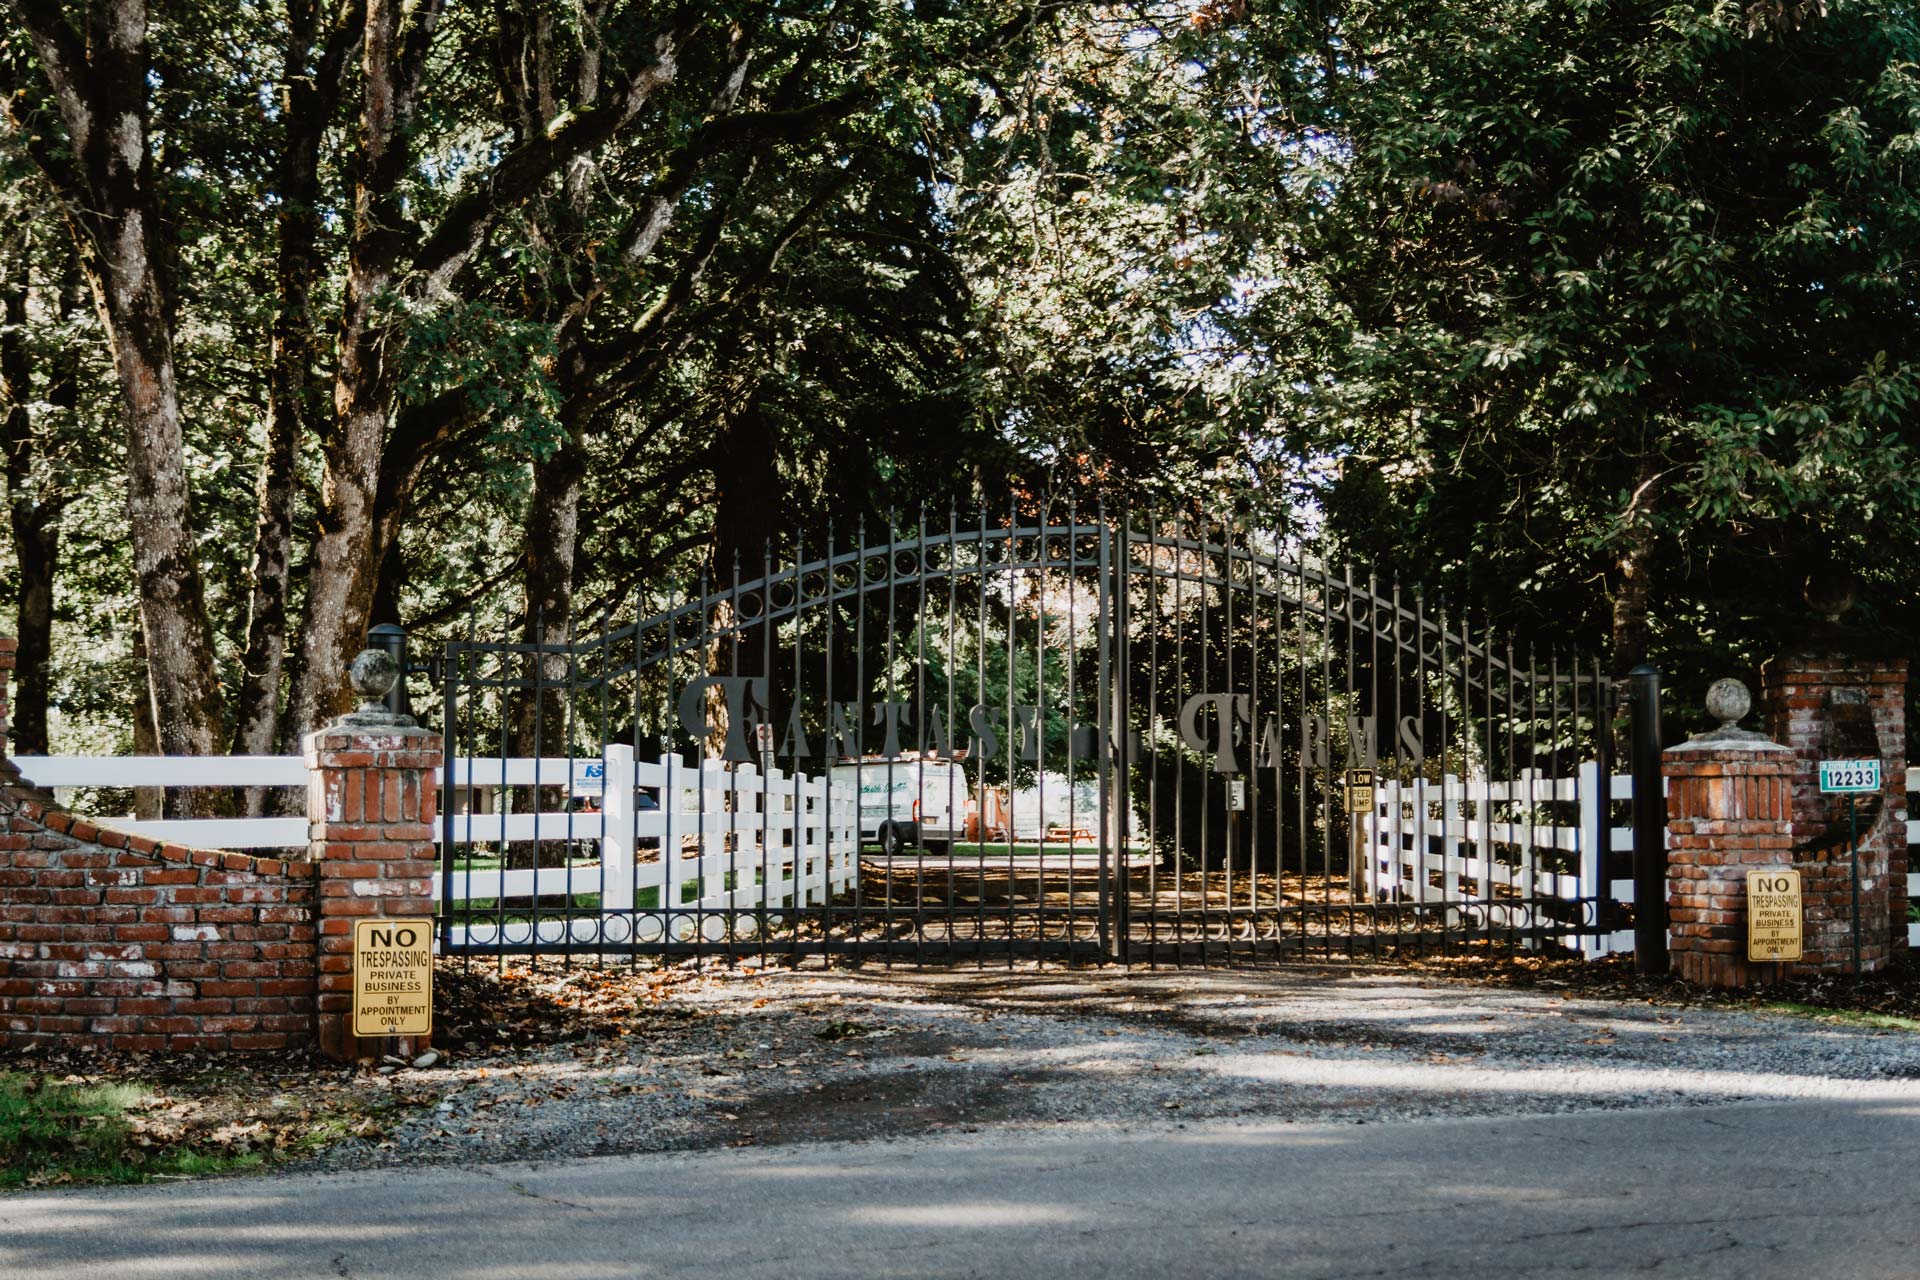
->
[349,648,400,709]
[1705,677,1750,730]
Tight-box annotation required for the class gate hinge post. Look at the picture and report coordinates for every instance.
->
[1627,664,1668,973]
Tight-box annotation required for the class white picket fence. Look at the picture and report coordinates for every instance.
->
[19,753,1920,955]
[442,748,859,949]
[1359,763,1634,958]
[1366,763,1920,956]
[12,748,860,948]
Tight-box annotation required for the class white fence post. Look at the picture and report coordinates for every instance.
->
[601,745,635,914]
[1577,759,1603,959]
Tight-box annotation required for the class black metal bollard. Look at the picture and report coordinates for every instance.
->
[1628,664,1667,973]
[366,622,410,717]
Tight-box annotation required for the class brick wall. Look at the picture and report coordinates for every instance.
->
[0,640,319,1053]
[0,789,318,1052]
[1760,651,1908,969]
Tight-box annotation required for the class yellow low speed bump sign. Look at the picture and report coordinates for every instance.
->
[1345,768,1375,814]
[352,918,433,1038]
[1747,869,1803,963]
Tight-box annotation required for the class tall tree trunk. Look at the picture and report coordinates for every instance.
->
[0,232,57,756]
[284,0,438,743]
[130,623,163,820]
[10,0,229,790]
[233,0,349,769]
[1610,459,1660,672]
[514,433,587,750]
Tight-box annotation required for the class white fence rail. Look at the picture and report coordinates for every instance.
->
[1359,763,1634,959]
[11,749,860,944]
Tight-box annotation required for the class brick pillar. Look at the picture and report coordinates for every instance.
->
[1664,731,1795,988]
[1761,649,1908,969]
[305,650,439,1062]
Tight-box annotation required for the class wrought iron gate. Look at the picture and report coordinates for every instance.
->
[436,512,1619,964]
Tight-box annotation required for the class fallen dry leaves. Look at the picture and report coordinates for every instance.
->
[1402,948,1920,1021]
[430,957,707,1051]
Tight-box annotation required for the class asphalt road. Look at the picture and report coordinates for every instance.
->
[7,1098,1917,1279]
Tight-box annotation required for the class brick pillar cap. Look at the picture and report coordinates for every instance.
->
[1666,734,1790,757]
[303,720,441,767]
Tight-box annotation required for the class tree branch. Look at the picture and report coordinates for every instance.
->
[413,9,703,294]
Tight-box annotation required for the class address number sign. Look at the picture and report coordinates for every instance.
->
[1818,759,1882,794]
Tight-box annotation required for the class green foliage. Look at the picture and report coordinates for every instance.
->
[1252,0,1920,668]
[395,296,566,478]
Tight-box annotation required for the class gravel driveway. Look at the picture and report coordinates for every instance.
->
[303,964,1920,1172]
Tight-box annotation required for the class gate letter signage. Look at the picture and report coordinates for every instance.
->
[352,918,433,1038]
[1746,869,1803,962]
[678,676,768,762]
[1179,693,1250,774]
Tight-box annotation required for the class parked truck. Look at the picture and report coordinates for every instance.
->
[828,757,974,857]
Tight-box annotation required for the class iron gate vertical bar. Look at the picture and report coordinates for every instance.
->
[1628,664,1666,973]
[975,504,988,961]
[1390,576,1403,953]
[1591,663,1612,955]
[730,561,747,959]
[853,519,866,963]
[1199,523,1212,963]
[883,511,897,966]
[1066,504,1079,950]
[1414,591,1429,955]
[822,522,836,960]
[1342,563,1356,955]
[914,508,928,954]
[440,642,458,955]
[664,599,679,953]
[790,531,807,966]
[1174,519,1186,956]
[1035,508,1049,954]
[761,538,775,968]
[1549,649,1562,953]
[1005,501,1018,965]
[1146,516,1161,966]
[1243,534,1257,925]
[1319,551,1333,961]
[1294,540,1309,959]
[1223,526,1235,933]
[697,565,713,966]
[1096,506,1113,958]
[1437,607,1452,957]
[1116,509,1134,964]
[945,503,960,958]
[1275,534,1290,948]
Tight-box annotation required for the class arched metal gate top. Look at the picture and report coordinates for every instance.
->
[436,511,1619,966]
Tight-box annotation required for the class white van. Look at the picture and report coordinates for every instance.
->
[828,758,973,856]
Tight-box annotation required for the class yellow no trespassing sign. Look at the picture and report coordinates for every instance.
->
[352,918,433,1038]
[1747,869,1803,963]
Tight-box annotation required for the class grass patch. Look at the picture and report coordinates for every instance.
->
[0,1073,263,1190]
[0,1059,445,1193]
[1761,1001,1920,1033]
